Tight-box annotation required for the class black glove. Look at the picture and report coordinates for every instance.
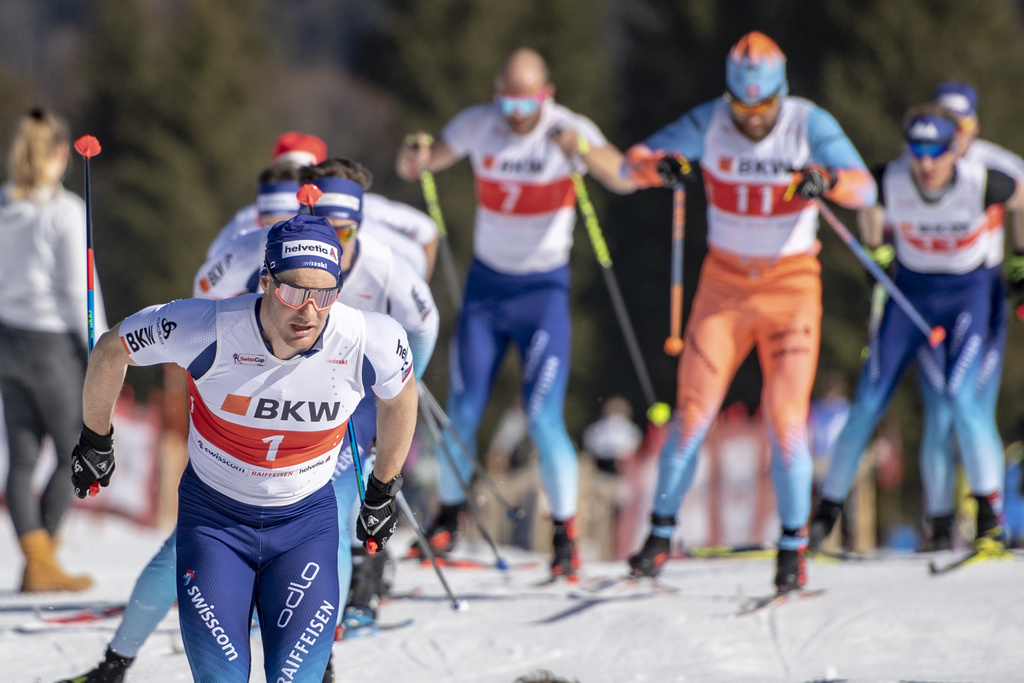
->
[356,472,403,553]
[656,155,694,187]
[792,165,838,200]
[71,424,115,499]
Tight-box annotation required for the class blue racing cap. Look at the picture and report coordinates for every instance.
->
[904,113,959,159]
[932,81,978,120]
[264,214,342,283]
[308,176,364,225]
[256,180,301,218]
[725,31,788,104]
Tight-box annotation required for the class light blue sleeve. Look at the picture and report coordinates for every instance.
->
[805,106,869,171]
[642,100,717,161]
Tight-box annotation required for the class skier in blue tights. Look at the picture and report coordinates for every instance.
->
[809,105,1024,554]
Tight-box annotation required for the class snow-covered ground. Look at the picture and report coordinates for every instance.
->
[2,511,1023,683]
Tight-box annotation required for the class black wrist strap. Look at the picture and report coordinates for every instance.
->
[367,472,403,497]
[81,423,114,451]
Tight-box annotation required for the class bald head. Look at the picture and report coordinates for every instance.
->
[495,48,550,96]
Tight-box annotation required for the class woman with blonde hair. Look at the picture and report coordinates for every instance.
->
[0,108,106,592]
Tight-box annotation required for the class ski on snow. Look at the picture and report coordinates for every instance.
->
[737,588,826,615]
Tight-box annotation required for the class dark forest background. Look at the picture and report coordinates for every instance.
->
[5,0,1024,536]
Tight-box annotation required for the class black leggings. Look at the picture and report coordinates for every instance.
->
[0,321,86,537]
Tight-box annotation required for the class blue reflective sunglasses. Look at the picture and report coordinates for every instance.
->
[495,91,547,117]
[908,139,954,159]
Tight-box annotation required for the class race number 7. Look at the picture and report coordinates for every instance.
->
[499,182,521,212]
[262,434,285,461]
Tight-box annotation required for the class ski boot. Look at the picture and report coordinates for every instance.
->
[342,548,395,635]
[775,527,808,594]
[922,514,954,552]
[973,493,1005,554]
[550,517,581,581]
[627,515,675,578]
[807,498,843,552]
[407,503,463,559]
[57,648,134,683]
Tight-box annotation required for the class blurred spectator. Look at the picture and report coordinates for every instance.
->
[581,396,643,475]
[0,108,107,592]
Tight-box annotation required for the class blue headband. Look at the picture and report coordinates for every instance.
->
[256,180,301,217]
[309,176,364,225]
[905,114,958,145]
[264,214,342,283]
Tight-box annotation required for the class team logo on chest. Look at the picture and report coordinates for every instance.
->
[718,156,796,177]
[220,394,342,422]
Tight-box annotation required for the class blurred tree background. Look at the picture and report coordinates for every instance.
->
[3,0,1024,539]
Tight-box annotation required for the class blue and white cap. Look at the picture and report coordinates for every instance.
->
[932,81,978,120]
[307,176,364,225]
[264,214,342,283]
[256,180,301,218]
[725,31,788,105]
[904,113,958,145]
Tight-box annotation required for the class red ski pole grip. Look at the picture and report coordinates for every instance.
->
[928,326,946,348]
[74,135,102,159]
[366,539,378,555]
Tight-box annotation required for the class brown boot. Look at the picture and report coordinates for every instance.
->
[18,529,93,592]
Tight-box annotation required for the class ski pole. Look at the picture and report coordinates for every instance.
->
[349,420,467,610]
[861,282,888,362]
[417,382,525,521]
[665,183,686,356]
[74,135,101,354]
[815,200,945,347]
[407,133,462,311]
[395,491,468,612]
[347,419,377,554]
[74,135,102,498]
[415,383,511,570]
[571,171,659,408]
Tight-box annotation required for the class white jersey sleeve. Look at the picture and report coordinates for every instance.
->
[559,110,608,175]
[385,265,439,378]
[193,229,267,299]
[118,298,219,371]
[362,311,414,399]
[205,204,259,260]
[441,104,492,159]
[363,193,437,246]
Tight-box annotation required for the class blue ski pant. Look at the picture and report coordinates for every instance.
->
[109,399,375,658]
[822,266,1004,513]
[440,259,577,520]
[176,464,339,683]
[917,266,1006,518]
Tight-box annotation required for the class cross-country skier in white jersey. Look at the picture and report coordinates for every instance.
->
[205,131,328,260]
[910,81,1024,549]
[395,47,636,580]
[809,105,1024,557]
[204,134,440,282]
[69,215,417,683]
[620,31,877,593]
[58,160,438,683]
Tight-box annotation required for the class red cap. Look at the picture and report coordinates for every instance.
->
[271,132,327,167]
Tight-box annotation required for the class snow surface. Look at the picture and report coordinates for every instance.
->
[2,511,1024,683]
